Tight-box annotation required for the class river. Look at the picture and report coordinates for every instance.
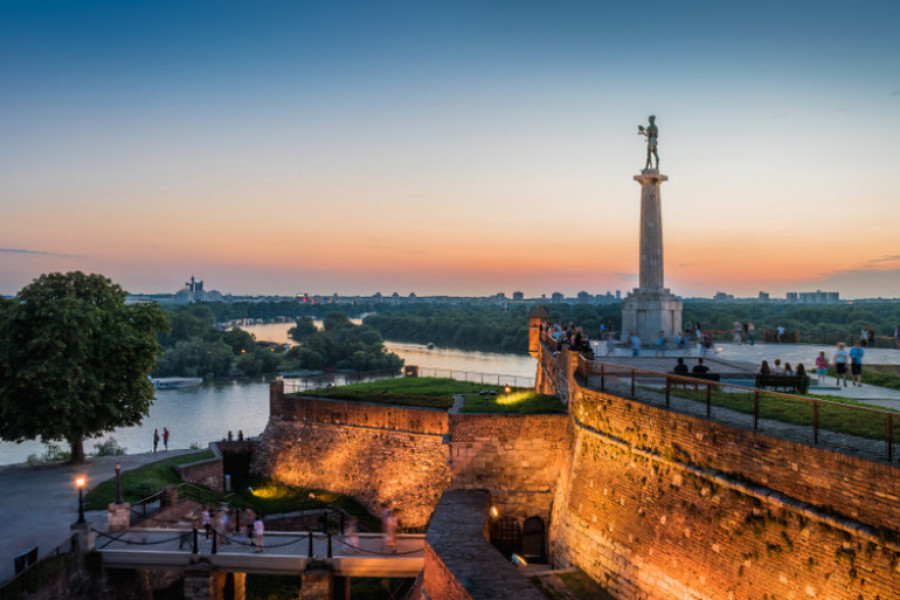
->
[0,323,536,466]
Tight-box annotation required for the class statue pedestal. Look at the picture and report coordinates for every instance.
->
[621,289,683,347]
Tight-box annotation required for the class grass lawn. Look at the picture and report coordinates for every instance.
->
[84,450,214,509]
[667,388,900,442]
[229,475,382,532]
[461,389,565,414]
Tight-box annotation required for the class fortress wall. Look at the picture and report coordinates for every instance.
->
[448,413,569,522]
[269,384,449,435]
[254,391,451,528]
[547,374,900,598]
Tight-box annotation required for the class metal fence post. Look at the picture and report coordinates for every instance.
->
[813,402,819,445]
[601,363,605,392]
[888,414,894,462]
[630,369,635,398]
[705,384,712,418]
[192,528,198,554]
[665,376,670,408]
[327,533,333,558]
[753,392,760,431]
[308,531,314,557]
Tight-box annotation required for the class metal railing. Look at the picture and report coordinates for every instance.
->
[282,369,403,393]
[414,367,534,388]
[577,355,897,462]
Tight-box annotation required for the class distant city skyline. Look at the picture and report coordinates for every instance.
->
[2,1,899,298]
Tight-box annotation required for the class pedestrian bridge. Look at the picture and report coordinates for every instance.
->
[97,528,425,578]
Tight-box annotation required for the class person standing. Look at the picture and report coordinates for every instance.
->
[733,321,742,344]
[163,427,169,451]
[834,343,849,387]
[747,322,755,346]
[849,341,865,387]
[201,506,212,539]
[253,515,265,552]
[344,516,361,553]
[815,351,828,386]
[655,330,667,357]
[153,429,160,453]
[776,325,785,343]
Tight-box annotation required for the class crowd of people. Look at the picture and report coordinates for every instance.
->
[755,340,867,388]
[200,504,265,552]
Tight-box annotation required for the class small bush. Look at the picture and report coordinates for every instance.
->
[94,437,126,456]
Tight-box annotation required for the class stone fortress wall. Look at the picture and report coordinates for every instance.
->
[544,345,899,599]
[253,340,899,598]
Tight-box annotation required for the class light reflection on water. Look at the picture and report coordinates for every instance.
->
[0,322,536,466]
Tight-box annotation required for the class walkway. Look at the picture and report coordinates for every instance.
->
[97,528,424,577]
[0,450,196,584]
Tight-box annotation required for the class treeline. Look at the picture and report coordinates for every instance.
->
[154,305,281,379]
[362,302,900,354]
[681,302,900,344]
[287,313,403,372]
[191,300,376,323]
[362,304,622,355]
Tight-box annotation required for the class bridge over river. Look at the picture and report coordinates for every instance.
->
[98,527,425,578]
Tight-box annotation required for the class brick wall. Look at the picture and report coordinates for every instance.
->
[448,413,569,522]
[253,394,451,528]
[545,348,900,599]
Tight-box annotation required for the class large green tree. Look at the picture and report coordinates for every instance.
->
[0,272,167,463]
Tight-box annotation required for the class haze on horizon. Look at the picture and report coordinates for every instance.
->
[2,1,899,300]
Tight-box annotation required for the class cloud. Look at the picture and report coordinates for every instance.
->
[0,248,84,259]
[866,254,900,265]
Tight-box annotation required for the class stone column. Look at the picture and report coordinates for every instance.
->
[108,502,131,532]
[301,570,334,600]
[634,170,668,292]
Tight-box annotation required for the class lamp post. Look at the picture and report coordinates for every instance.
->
[115,463,123,504]
[75,476,86,524]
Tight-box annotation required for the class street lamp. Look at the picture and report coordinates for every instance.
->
[75,476,87,524]
[115,463,122,504]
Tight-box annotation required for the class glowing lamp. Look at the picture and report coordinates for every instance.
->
[75,476,87,524]
[490,506,499,518]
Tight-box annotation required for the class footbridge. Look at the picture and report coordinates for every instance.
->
[97,528,424,599]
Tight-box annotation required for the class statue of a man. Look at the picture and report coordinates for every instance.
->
[638,115,659,170]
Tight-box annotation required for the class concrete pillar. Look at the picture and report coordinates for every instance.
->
[301,569,334,600]
[185,568,246,600]
[161,485,179,508]
[108,502,131,532]
[69,521,94,553]
[634,170,668,292]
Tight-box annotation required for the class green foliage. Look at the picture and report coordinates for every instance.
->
[155,336,235,379]
[222,327,256,353]
[83,450,214,508]
[289,312,403,372]
[26,442,71,465]
[93,437,126,456]
[0,272,168,462]
[288,315,318,342]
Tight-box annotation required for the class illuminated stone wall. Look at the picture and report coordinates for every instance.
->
[543,347,900,599]
[254,392,451,528]
[448,413,569,522]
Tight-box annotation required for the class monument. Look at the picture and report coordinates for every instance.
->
[620,115,683,345]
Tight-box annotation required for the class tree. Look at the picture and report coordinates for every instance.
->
[0,272,167,463]
[288,316,317,343]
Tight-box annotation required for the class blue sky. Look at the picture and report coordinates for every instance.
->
[2,1,899,297]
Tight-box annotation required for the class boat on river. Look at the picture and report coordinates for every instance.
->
[152,377,203,390]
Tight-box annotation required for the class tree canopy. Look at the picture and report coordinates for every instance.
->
[0,272,168,462]
[288,312,404,372]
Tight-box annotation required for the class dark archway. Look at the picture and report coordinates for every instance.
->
[521,516,546,563]
[489,516,522,559]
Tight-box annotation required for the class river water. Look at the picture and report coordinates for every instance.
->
[0,323,536,466]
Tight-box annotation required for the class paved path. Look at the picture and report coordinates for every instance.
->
[594,341,900,410]
[0,449,196,584]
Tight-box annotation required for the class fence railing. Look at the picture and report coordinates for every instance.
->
[577,355,897,462]
[414,367,534,388]
[282,367,534,392]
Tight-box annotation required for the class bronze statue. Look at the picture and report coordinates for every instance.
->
[638,115,659,170]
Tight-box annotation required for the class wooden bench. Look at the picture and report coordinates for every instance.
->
[754,374,809,393]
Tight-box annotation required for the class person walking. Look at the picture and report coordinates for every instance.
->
[153,429,160,453]
[201,506,212,539]
[834,343,849,387]
[163,427,169,451]
[344,516,361,553]
[849,341,865,387]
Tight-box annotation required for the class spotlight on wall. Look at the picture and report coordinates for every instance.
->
[490,506,499,518]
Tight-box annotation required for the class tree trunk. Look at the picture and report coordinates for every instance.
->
[69,438,85,463]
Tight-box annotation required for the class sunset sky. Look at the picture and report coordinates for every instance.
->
[2,1,899,298]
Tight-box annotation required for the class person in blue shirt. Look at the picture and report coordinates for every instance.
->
[849,342,865,386]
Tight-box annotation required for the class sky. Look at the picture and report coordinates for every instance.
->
[1,1,899,299]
